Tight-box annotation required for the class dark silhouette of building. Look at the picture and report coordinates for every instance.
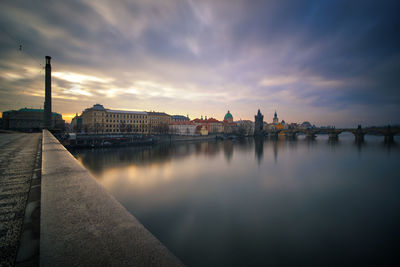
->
[254,109,264,136]
[44,56,52,129]
[1,56,66,132]
[273,110,279,124]
[1,108,64,132]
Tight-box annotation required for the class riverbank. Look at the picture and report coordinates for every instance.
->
[64,133,223,149]
[41,130,183,266]
[0,131,184,266]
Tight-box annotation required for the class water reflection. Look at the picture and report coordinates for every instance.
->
[73,140,228,175]
[72,135,400,266]
[223,141,234,163]
[254,137,263,164]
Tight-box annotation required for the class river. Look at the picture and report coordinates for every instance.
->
[72,133,400,266]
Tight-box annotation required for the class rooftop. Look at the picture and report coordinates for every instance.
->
[224,111,233,120]
[192,118,222,123]
[172,115,189,120]
[107,110,147,115]
[148,112,171,116]
[171,121,195,125]
[2,108,62,116]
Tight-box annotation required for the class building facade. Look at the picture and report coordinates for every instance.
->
[192,117,224,133]
[169,121,197,135]
[222,110,237,134]
[148,112,172,134]
[71,113,83,132]
[2,108,64,132]
[78,104,149,134]
[269,111,286,130]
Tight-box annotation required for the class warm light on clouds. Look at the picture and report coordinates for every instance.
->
[64,85,93,97]
[52,71,112,84]
[1,72,24,81]
[0,0,399,127]
[259,76,298,87]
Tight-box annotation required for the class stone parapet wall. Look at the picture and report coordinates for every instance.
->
[41,130,183,266]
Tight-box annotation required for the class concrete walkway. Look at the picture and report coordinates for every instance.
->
[0,133,41,266]
[0,131,182,266]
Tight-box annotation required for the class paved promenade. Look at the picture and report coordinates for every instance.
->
[41,130,182,266]
[0,133,41,266]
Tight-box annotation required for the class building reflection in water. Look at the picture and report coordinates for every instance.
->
[223,141,234,163]
[354,139,366,157]
[71,134,398,179]
[254,137,264,165]
[70,135,400,266]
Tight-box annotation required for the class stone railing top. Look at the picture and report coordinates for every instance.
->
[41,130,183,266]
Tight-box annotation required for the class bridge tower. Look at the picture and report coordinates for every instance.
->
[384,125,394,143]
[254,109,264,136]
[353,125,365,143]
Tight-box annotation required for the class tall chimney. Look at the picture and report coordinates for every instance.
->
[43,56,52,129]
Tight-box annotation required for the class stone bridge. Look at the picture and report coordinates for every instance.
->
[265,125,400,142]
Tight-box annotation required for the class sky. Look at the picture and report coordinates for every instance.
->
[0,0,399,127]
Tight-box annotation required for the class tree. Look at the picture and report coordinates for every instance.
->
[237,124,246,137]
[154,122,169,134]
[119,122,126,133]
[126,124,132,133]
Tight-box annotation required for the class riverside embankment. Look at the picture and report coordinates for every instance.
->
[65,132,223,148]
[0,130,183,266]
[41,129,183,266]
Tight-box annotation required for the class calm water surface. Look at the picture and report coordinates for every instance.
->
[72,133,400,266]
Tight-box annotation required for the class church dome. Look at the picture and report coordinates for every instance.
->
[224,110,233,121]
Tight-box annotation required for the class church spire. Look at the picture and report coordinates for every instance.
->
[273,110,279,124]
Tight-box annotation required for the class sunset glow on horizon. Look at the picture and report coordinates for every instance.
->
[1,0,399,127]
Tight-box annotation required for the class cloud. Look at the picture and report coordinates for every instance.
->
[259,76,298,87]
[0,0,399,127]
[52,72,113,84]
